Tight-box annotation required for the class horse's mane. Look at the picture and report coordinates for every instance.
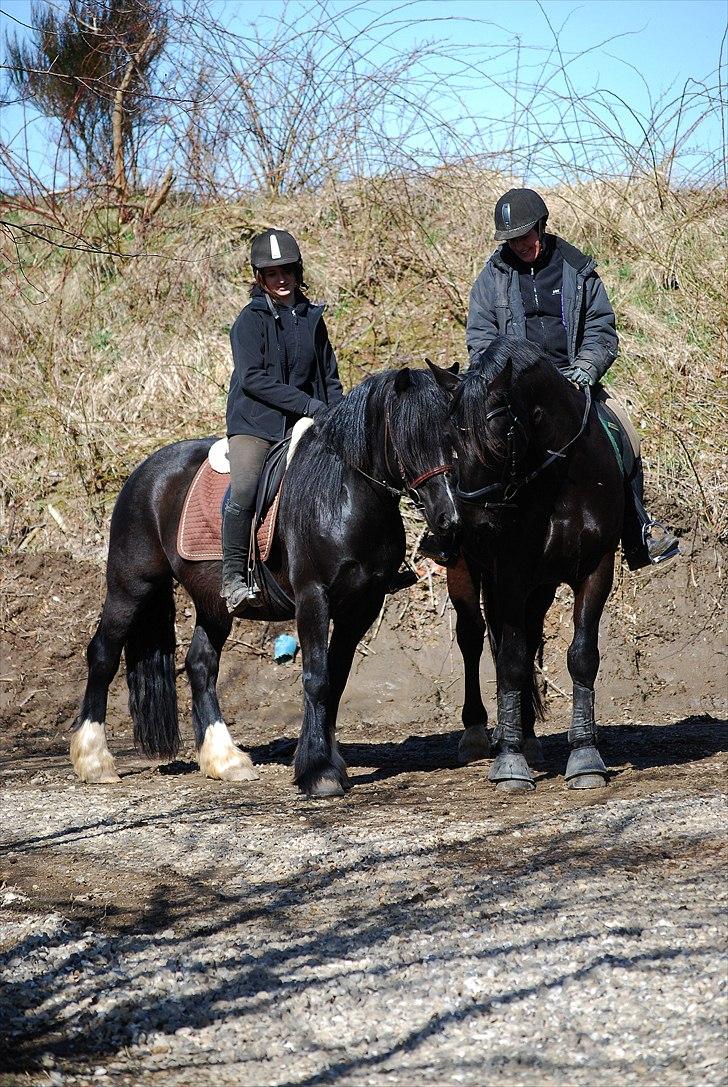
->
[320,368,447,476]
[285,368,448,528]
[453,336,544,459]
[469,336,543,383]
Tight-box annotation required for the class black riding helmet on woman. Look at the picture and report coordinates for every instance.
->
[221,229,344,612]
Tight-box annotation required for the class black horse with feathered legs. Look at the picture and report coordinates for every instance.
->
[71,367,459,798]
[429,337,624,793]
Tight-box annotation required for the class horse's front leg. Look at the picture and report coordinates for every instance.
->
[489,598,536,794]
[520,582,558,769]
[294,584,347,798]
[565,552,614,790]
[325,597,385,774]
[447,557,491,764]
[187,610,258,782]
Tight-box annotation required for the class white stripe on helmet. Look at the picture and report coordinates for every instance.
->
[270,234,281,260]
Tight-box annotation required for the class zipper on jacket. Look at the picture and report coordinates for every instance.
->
[530,266,547,346]
[292,308,300,378]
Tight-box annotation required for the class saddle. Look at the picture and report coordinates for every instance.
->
[594,400,636,480]
[177,443,286,564]
[177,420,314,618]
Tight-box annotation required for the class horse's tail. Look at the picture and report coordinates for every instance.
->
[125,577,180,759]
[531,664,546,722]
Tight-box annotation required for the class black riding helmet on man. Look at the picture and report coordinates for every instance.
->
[466,186,679,569]
[221,228,344,612]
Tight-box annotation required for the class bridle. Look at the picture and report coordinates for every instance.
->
[456,385,592,506]
[354,403,453,501]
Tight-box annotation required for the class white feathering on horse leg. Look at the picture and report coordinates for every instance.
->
[198,721,258,781]
[70,719,121,783]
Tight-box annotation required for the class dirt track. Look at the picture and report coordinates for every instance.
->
[1,544,726,1085]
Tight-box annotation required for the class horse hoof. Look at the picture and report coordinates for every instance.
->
[80,769,121,784]
[217,763,259,782]
[488,750,535,791]
[306,770,347,798]
[458,724,491,764]
[568,773,608,790]
[565,746,607,789]
[495,778,534,793]
[94,770,122,784]
[522,736,546,769]
[70,721,120,783]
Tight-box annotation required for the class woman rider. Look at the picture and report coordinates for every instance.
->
[466,188,679,569]
[221,228,344,611]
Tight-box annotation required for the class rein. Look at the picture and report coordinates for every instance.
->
[456,385,592,505]
[355,403,452,500]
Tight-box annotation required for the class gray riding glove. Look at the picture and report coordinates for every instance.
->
[562,362,598,386]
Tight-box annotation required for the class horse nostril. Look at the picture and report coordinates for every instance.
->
[437,511,459,533]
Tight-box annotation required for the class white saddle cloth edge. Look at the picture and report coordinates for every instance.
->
[207,417,314,475]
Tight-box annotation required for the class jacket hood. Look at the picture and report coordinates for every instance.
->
[553,237,595,273]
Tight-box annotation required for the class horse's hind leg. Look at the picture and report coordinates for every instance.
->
[71,593,137,783]
[565,553,614,790]
[448,558,490,764]
[186,610,258,782]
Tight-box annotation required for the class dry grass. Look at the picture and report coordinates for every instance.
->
[1,171,726,557]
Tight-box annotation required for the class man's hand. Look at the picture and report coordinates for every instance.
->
[562,362,598,386]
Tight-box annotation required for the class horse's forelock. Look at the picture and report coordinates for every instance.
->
[318,368,450,477]
[455,337,541,461]
[385,369,450,475]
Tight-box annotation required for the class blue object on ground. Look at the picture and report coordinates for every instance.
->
[273,633,298,663]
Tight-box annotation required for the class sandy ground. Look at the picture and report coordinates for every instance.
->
[1,541,726,1085]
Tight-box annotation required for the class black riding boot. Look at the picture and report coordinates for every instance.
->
[221,502,258,612]
[622,459,680,570]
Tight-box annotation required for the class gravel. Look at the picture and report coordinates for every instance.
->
[1,761,726,1086]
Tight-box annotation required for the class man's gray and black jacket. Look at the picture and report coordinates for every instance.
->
[466,235,619,382]
[227,286,344,441]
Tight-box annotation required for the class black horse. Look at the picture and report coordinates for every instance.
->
[430,337,624,792]
[71,367,459,797]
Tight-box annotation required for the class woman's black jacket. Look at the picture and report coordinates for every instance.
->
[226,287,344,441]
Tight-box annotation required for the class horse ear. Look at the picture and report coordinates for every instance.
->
[487,357,512,395]
[425,357,461,395]
[394,367,411,394]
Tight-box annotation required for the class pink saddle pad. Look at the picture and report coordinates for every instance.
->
[177,460,280,563]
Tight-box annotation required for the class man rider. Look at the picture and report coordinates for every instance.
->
[465,187,679,569]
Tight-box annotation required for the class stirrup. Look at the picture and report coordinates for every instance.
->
[644,521,680,566]
[221,573,259,613]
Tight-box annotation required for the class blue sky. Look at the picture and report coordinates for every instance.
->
[1,0,725,187]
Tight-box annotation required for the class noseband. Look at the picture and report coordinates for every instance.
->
[456,386,592,505]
